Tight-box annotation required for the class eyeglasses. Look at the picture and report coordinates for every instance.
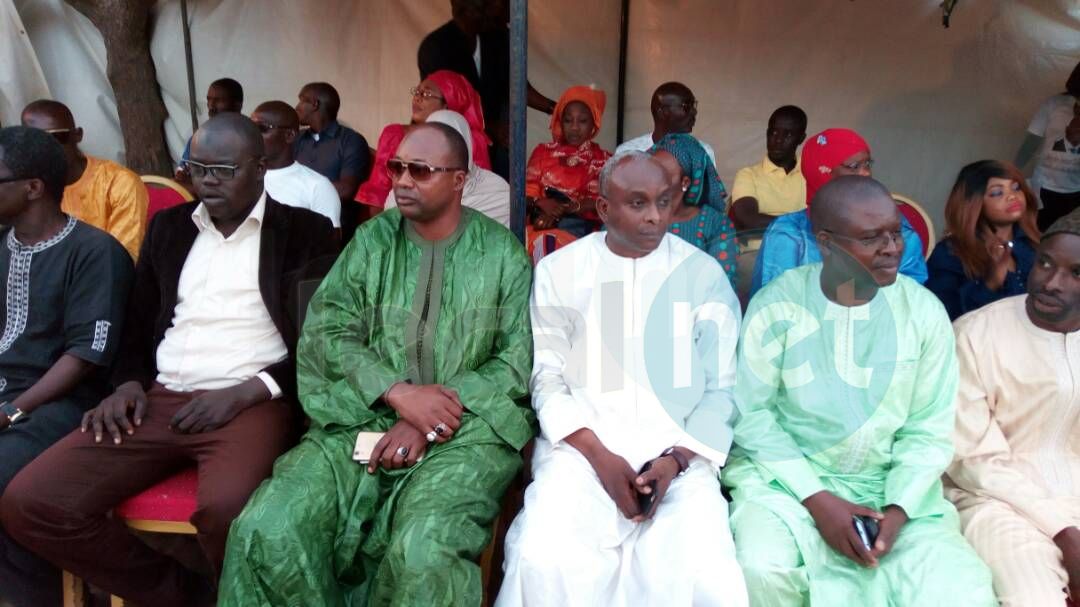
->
[823,228,903,249]
[254,122,292,134]
[43,128,75,144]
[0,176,27,186]
[410,87,445,102]
[386,159,464,181]
[837,159,875,172]
[184,158,256,180]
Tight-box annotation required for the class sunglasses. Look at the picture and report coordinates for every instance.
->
[0,176,28,186]
[254,122,293,134]
[43,128,75,144]
[410,87,445,102]
[386,159,464,182]
[184,158,257,181]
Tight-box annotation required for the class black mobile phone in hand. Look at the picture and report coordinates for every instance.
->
[853,515,880,551]
[637,460,657,515]
[544,186,573,205]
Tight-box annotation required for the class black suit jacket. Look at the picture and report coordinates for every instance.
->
[112,196,338,399]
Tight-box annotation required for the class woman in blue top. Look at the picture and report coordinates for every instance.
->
[750,128,928,297]
[926,160,1040,320]
[649,133,738,285]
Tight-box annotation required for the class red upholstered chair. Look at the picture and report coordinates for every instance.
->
[892,193,936,260]
[114,467,199,533]
[61,469,199,607]
[141,175,194,222]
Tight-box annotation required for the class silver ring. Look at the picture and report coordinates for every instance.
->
[396,446,409,457]
[434,423,448,436]
[425,431,437,442]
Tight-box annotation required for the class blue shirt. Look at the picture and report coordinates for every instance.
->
[750,209,928,297]
[925,229,1036,321]
[293,120,370,185]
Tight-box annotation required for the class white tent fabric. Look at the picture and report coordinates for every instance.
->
[7,0,460,166]
[619,0,1080,224]
[0,0,50,128]
[6,0,1079,227]
[12,0,124,160]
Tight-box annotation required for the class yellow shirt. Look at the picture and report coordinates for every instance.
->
[731,156,806,216]
[62,155,148,259]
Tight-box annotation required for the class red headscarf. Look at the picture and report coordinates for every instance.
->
[800,128,870,204]
[550,86,606,143]
[427,70,492,169]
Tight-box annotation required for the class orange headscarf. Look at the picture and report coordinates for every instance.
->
[550,86,606,143]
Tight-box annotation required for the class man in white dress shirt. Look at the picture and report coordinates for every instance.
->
[251,100,341,229]
[496,151,748,607]
[1,113,337,607]
[614,82,717,166]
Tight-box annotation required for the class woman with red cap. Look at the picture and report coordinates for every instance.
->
[354,70,491,209]
[525,85,612,259]
[749,128,928,296]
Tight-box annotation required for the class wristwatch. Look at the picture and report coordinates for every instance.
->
[660,447,689,476]
[0,402,27,425]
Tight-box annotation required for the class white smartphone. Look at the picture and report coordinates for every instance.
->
[352,431,386,464]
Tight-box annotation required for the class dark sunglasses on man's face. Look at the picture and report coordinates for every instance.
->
[386,159,464,182]
[254,122,293,134]
[43,128,75,144]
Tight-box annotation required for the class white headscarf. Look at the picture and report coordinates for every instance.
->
[384,110,510,227]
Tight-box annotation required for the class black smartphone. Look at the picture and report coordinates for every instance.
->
[853,515,880,551]
[637,460,657,515]
[544,186,573,205]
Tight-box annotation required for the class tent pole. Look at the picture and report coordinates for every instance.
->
[180,0,197,133]
[616,0,629,144]
[509,0,527,243]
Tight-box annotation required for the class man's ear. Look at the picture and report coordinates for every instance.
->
[595,195,610,222]
[815,231,832,259]
[453,170,467,192]
[73,127,84,146]
[24,177,45,201]
[284,129,298,145]
[253,156,268,179]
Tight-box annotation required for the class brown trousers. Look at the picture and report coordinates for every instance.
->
[0,384,296,607]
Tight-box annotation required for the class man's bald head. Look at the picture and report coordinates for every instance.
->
[20,99,83,153]
[252,101,300,130]
[251,101,300,167]
[809,175,894,233]
[191,112,265,160]
[409,122,470,170]
[651,82,694,113]
[600,150,666,198]
[300,82,341,121]
[650,82,697,135]
[21,99,75,129]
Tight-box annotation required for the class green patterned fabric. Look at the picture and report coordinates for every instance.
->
[219,208,536,607]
